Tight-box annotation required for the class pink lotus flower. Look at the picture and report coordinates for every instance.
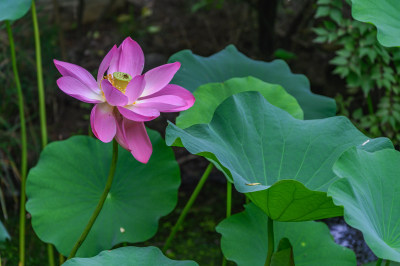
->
[54,37,194,163]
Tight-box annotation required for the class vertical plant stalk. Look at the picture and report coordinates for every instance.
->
[222,181,232,266]
[162,163,214,253]
[265,216,275,266]
[47,247,54,266]
[67,139,119,260]
[6,20,28,266]
[59,252,65,264]
[376,258,383,266]
[31,2,53,264]
[32,0,48,148]
[385,260,391,266]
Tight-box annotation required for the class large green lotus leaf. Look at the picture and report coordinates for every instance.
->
[166,92,392,221]
[328,148,400,262]
[351,0,400,47]
[216,203,356,266]
[63,246,198,266]
[0,220,10,243]
[26,132,180,257]
[176,77,303,129]
[0,0,31,22]
[168,45,335,119]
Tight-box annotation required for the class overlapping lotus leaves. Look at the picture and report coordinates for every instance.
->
[329,148,400,262]
[26,131,180,257]
[351,0,400,47]
[176,77,303,129]
[0,221,10,243]
[62,246,198,266]
[166,92,393,221]
[168,45,335,119]
[0,0,32,22]
[216,203,356,266]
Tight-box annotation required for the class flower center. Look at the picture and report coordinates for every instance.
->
[104,72,132,93]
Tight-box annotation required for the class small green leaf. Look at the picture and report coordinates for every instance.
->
[0,0,32,22]
[0,221,10,244]
[330,56,348,65]
[62,246,198,266]
[216,203,356,266]
[315,6,331,18]
[26,132,181,257]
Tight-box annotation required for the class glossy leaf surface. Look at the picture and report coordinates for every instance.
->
[26,132,180,257]
[63,246,198,266]
[169,45,335,119]
[351,0,400,47]
[329,148,400,262]
[0,0,31,21]
[176,77,303,129]
[167,92,392,221]
[216,203,356,266]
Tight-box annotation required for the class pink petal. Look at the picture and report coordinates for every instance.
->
[115,115,129,150]
[54,59,99,93]
[135,95,186,112]
[108,37,144,77]
[90,103,117,143]
[140,84,195,112]
[117,105,160,122]
[121,118,152,164]
[56,76,103,103]
[101,79,129,106]
[125,75,145,104]
[118,37,145,77]
[97,45,117,85]
[108,46,121,76]
[141,62,181,97]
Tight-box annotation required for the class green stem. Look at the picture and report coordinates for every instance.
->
[47,245,54,266]
[162,163,214,253]
[376,258,383,266]
[67,140,119,260]
[32,0,48,149]
[265,216,274,266]
[226,182,232,218]
[385,260,391,266]
[6,20,28,266]
[59,253,65,264]
[222,181,232,266]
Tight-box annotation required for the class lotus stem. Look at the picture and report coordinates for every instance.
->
[47,245,54,266]
[162,163,214,253]
[32,0,48,149]
[67,139,119,260]
[6,20,28,266]
[265,216,274,266]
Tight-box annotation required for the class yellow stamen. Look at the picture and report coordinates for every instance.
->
[101,72,132,94]
[113,72,132,93]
